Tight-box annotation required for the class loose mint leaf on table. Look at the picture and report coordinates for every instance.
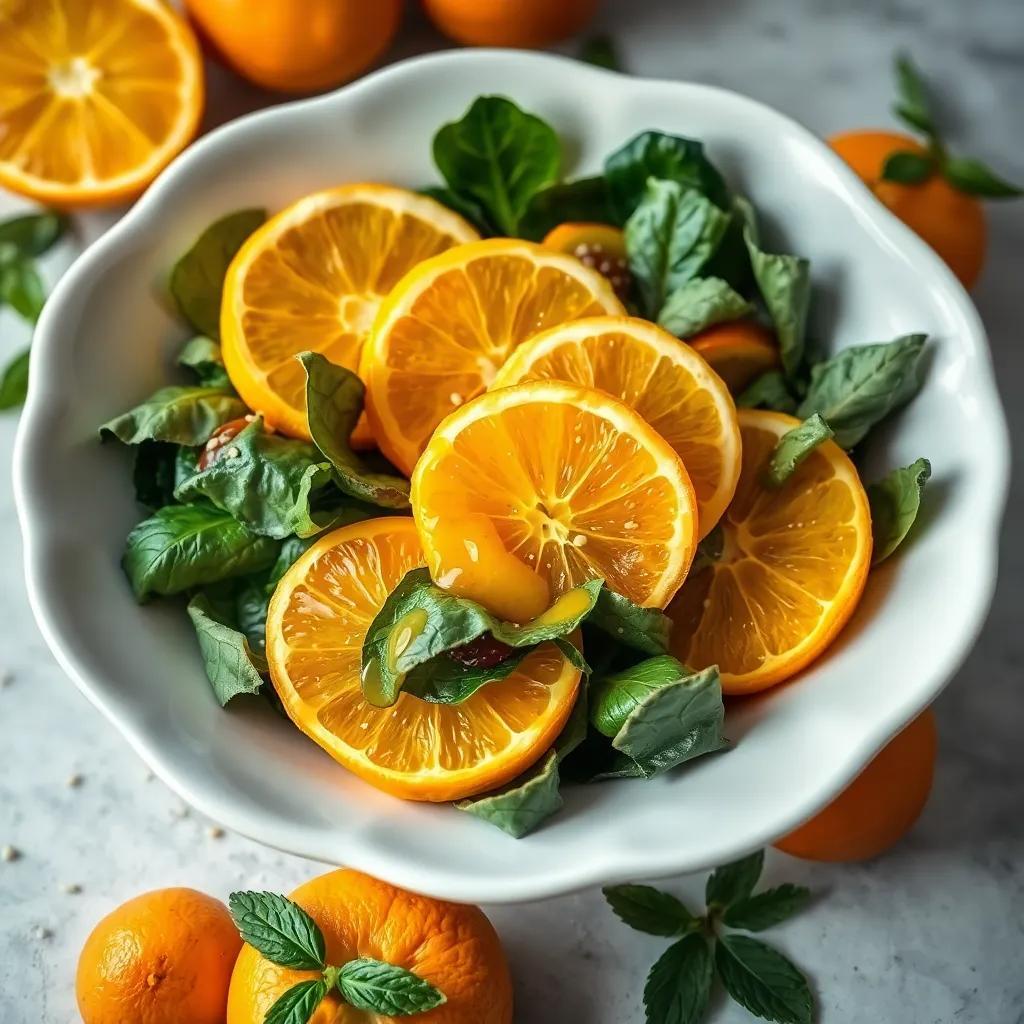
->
[737,370,797,414]
[705,850,764,909]
[337,958,446,1016]
[187,592,266,705]
[764,413,834,488]
[419,186,493,235]
[170,208,266,338]
[133,441,179,509]
[432,96,560,236]
[880,150,935,185]
[264,980,329,1024]
[0,210,65,257]
[892,51,938,139]
[796,333,926,449]
[644,933,714,1024]
[603,884,698,937]
[940,155,1023,198]
[867,457,931,564]
[1,256,46,321]
[723,884,812,932]
[0,349,31,410]
[625,179,731,318]
[299,352,410,509]
[228,891,326,970]
[579,33,621,71]
[100,385,246,446]
[519,176,615,239]
[714,933,813,1024]
[657,277,753,338]
[123,503,278,600]
[586,588,671,655]
[178,335,231,388]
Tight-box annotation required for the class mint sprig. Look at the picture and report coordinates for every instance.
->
[606,850,813,1024]
[338,958,447,1015]
[228,891,325,970]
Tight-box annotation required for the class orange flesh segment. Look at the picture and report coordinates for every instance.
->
[690,321,781,394]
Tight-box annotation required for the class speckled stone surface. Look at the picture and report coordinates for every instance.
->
[2,2,1022,1021]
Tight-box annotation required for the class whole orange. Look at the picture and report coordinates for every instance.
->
[422,0,598,48]
[76,887,241,1024]
[184,0,402,93]
[775,709,937,862]
[829,130,986,289]
[227,868,513,1024]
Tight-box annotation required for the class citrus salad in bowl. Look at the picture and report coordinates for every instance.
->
[100,95,930,838]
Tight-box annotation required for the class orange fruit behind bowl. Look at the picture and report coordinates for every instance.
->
[423,0,598,48]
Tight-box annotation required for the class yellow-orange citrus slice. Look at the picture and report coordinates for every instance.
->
[265,516,581,802]
[221,184,478,445]
[362,238,625,475]
[668,409,872,694]
[411,380,698,621]
[491,316,741,538]
[0,0,204,207]
[542,221,631,300]
[690,320,780,394]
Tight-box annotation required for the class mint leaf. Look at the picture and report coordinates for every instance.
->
[101,385,245,446]
[228,891,326,970]
[0,211,65,257]
[178,335,230,388]
[603,884,697,937]
[797,333,926,448]
[170,208,266,338]
[657,276,753,338]
[432,96,560,236]
[644,933,714,1024]
[264,979,329,1024]
[941,155,1022,198]
[591,655,693,738]
[337,958,445,1016]
[764,413,834,488]
[580,33,621,71]
[456,749,563,838]
[586,588,671,655]
[0,348,30,410]
[187,592,267,706]
[705,850,763,909]
[519,176,614,239]
[892,52,938,139]
[737,370,797,413]
[715,933,812,1024]
[868,457,931,564]
[880,150,935,184]
[0,257,46,321]
[723,884,811,932]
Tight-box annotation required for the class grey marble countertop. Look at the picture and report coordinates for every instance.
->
[2,2,1023,1021]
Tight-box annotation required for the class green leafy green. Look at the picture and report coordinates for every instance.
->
[228,891,326,970]
[1,257,46,321]
[100,385,246,446]
[432,96,560,236]
[880,150,934,185]
[0,211,65,257]
[736,370,797,413]
[715,934,812,1024]
[586,588,671,655]
[579,34,621,71]
[403,647,530,706]
[456,749,563,839]
[419,186,493,234]
[133,441,179,509]
[264,980,329,1024]
[764,413,834,488]
[170,208,266,337]
[723,884,811,932]
[337,958,446,1016]
[178,335,231,388]
[893,52,938,138]
[603,884,698,937]
[941,155,1022,198]
[590,655,691,738]
[657,277,753,338]
[0,348,30,410]
[796,333,926,448]
[705,850,764,909]
[519,176,615,240]
[644,934,714,1024]
[867,457,931,564]
[187,591,266,705]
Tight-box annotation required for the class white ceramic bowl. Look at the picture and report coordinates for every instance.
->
[14,50,1008,903]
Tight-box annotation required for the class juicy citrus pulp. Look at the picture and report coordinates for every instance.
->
[690,320,781,394]
[542,221,631,300]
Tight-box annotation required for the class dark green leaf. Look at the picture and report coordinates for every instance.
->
[268,535,316,586]
[715,933,813,1024]
[170,208,266,337]
[264,980,328,1024]
[228,891,326,970]
[723,884,812,932]
[456,749,563,838]
[626,179,730,318]
[419,186,493,235]
[580,34,621,71]
[892,52,938,139]
[690,524,725,574]
[705,850,763,909]
[880,151,935,185]
[587,588,671,655]
[402,647,531,706]
[1,257,46,322]
[299,352,409,509]
[175,445,201,489]
[605,131,730,223]
[867,457,931,564]
[657,277,753,338]
[519,176,615,240]
[0,348,30,410]
[187,592,266,705]
[797,334,927,448]
[132,441,179,509]
[235,578,271,652]
[178,335,231,387]
[941,155,1023,198]
[122,503,278,600]
[764,413,834,488]
[603,884,697,937]
[644,934,714,1024]
[337,957,446,1016]
[591,655,692,738]
[0,211,66,257]
[736,370,797,413]
[432,96,560,236]
[100,385,246,446]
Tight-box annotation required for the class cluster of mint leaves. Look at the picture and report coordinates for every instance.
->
[606,850,813,1024]
[228,890,444,1023]
[0,210,65,409]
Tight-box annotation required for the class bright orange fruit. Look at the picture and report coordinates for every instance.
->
[542,222,631,300]
[690,320,781,394]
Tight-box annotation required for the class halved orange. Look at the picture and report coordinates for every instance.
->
[491,316,741,539]
[0,0,204,207]
[265,516,581,802]
[690,320,780,394]
[221,184,479,445]
[668,409,872,694]
[411,381,698,621]
[362,238,625,475]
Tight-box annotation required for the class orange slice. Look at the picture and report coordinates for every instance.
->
[668,409,872,694]
[690,321,780,394]
[362,238,625,475]
[491,316,741,538]
[265,516,581,802]
[542,222,631,300]
[411,381,698,621]
[221,184,479,445]
[0,0,204,207]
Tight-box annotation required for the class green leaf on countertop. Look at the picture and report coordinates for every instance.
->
[519,176,615,239]
[880,150,935,185]
[187,591,266,705]
[432,96,560,236]
[796,333,926,449]
[657,277,753,338]
[299,352,410,509]
[0,210,66,258]
[705,850,764,909]
[456,749,563,839]
[419,185,493,235]
[586,588,671,655]
[100,385,246,446]
[867,457,931,564]
[337,957,446,1016]
[170,208,266,338]
[1,256,46,322]
[644,933,714,1024]
[940,155,1023,198]
[228,890,326,970]
[178,335,231,388]
[723,884,812,932]
[736,370,797,414]
[132,441,179,509]
[264,980,329,1024]
[579,33,621,71]
[892,51,938,139]
[715,933,813,1024]
[603,884,698,937]
[0,348,30,410]
[763,413,834,488]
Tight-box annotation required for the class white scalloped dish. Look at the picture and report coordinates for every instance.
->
[14,51,1008,903]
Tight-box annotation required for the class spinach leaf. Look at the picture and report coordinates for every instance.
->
[764,413,834,488]
[519,176,615,240]
[133,441,179,509]
[178,335,230,388]
[235,578,271,653]
[1,257,46,321]
[586,588,671,655]
[737,369,797,413]
[419,186,493,235]
[796,333,927,449]
[0,348,30,410]
[868,458,931,564]
[187,591,267,705]
[100,385,246,446]
[657,277,753,338]
[590,654,689,737]
[456,749,563,838]
[123,503,278,600]
[432,96,560,236]
[268,535,316,586]
[0,211,66,257]
[626,179,730,318]
[169,208,266,338]
[299,352,410,509]
[402,648,531,705]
